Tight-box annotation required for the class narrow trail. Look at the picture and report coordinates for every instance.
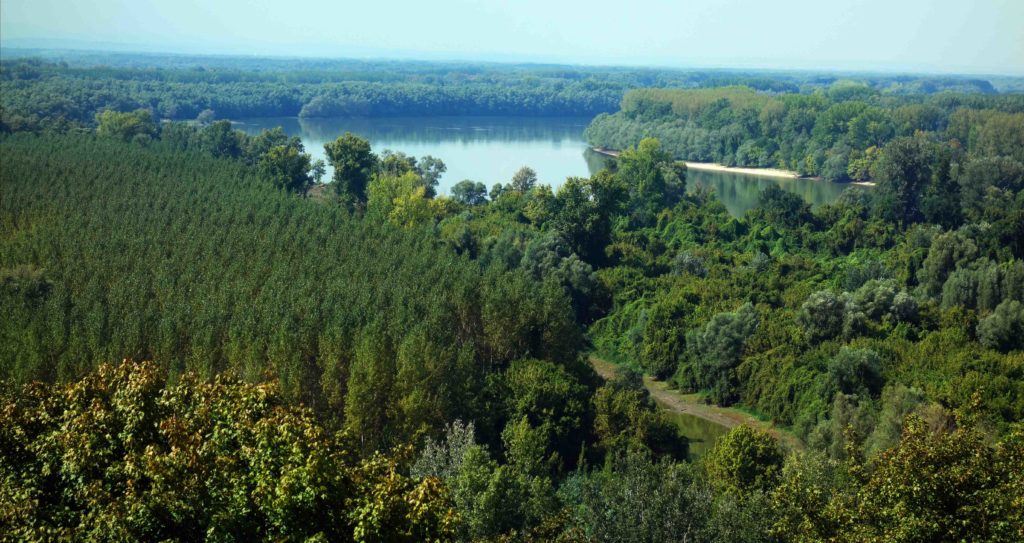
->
[590,356,804,451]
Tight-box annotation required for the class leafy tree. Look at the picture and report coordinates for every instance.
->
[0,360,456,541]
[511,166,539,192]
[368,171,450,227]
[413,422,551,541]
[489,182,508,201]
[450,180,488,205]
[941,266,979,309]
[870,137,933,225]
[704,425,783,496]
[820,150,851,182]
[520,233,598,321]
[847,146,881,181]
[344,325,396,454]
[672,251,707,277]
[684,303,759,405]
[418,155,447,198]
[325,132,377,203]
[377,150,419,177]
[754,184,814,228]
[958,156,1024,221]
[798,290,846,342]
[775,416,1024,543]
[828,347,882,396]
[243,126,293,163]
[501,359,593,473]
[311,159,326,183]
[95,108,157,142]
[978,300,1024,352]
[551,172,627,264]
[592,371,686,460]
[614,137,686,223]
[918,229,979,297]
[855,417,1024,542]
[197,120,243,158]
[919,147,962,228]
[258,143,313,193]
[195,108,216,125]
[565,448,713,543]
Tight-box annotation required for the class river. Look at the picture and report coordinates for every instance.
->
[234,116,859,216]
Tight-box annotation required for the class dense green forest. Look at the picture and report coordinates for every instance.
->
[3,59,1024,540]
[0,50,1009,131]
[586,85,1024,180]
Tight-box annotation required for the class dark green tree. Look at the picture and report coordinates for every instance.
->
[870,137,933,226]
[450,180,489,205]
[325,132,377,203]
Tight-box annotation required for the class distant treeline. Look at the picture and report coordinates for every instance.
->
[0,51,1010,131]
[586,85,1024,180]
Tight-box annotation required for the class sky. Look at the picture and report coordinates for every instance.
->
[2,0,1022,75]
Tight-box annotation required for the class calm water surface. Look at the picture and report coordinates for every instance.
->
[687,168,861,216]
[236,116,602,191]
[657,404,733,460]
[235,116,859,215]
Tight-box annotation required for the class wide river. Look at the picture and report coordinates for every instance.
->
[235,116,859,216]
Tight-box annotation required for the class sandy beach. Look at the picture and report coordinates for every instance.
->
[591,147,876,187]
[683,161,798,179]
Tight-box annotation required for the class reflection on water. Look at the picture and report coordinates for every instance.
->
[659,408,732,460]
[235,116,597,192]
[234,116,859,215]
[688,168,864,216]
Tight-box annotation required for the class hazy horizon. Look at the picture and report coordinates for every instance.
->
[2,0,1023,76]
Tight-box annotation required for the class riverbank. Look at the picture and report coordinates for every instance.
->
[591,147,876,187]
[589,355,804,452]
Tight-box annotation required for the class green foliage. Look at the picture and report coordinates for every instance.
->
[412,421,554,541]
[563,448,713,543]
[870,137,934,225]
[798,290,847,341]
[511,166,539,192]
[450,180,488,206]
[753,184,814,229]
[773,417,1024,543]
[501,359,594,473]
[614,138,687,223]
[95,108,157,143]
[259,142,313,193]
[325,132,377,203]
[704,425,784,496]
[591,370,687,460]
[681,303,759,405]
[827,347,882,396]
[550,172,628,264]
[0,134,582,454]
[0,360,457,541]
[197,119,244,158]
[4,60,1024,540]
[978,300,1024,352]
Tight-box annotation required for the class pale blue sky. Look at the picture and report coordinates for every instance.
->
[2,0,1022,74]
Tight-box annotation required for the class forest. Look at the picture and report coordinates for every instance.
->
[586,85,1024,180]
[2,53,1024,541]
[0,49,1010,132]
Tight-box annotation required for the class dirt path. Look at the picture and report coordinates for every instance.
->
[590,356,804,451]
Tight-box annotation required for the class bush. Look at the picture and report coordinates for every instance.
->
[798,290,846,342]
[978,300,1024,352]
[0,360,456,541]
[704,425,784,496]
